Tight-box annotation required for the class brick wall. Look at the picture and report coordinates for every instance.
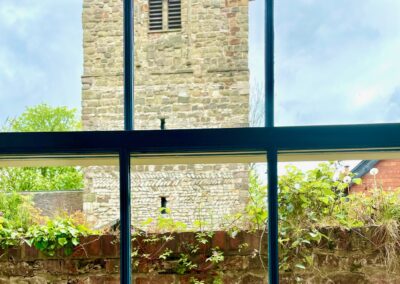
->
[0,232,266,284]
[1,229,400,283]
[351,160,400,193]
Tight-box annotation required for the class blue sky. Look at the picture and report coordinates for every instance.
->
[0,0,399,128]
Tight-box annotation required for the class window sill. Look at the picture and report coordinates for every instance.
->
[148,28,182,34]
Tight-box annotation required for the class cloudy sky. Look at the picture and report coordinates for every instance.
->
[0,0,82,124]
[0,0,399,129]
[273,0,400,126]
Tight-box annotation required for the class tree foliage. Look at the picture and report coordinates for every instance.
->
[3,104,81,132]
[0,104,83,191]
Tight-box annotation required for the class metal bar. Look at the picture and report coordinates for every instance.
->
[267,149,279,283]
[119,148,132,284]
[1,124,400,154]
[122,0,134,282]
[265,0,274,127]
[124,0,134,131]
[265,0,277,280]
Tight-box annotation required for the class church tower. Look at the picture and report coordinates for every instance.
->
[81,0,250,228]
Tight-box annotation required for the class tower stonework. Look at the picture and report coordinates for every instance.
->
[82,0,250,229]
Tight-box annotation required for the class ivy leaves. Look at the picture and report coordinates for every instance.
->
[25,218,92,256]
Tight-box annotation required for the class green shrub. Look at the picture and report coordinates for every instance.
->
[0,191,37,230]
[242,163,400,272]
[26,217,93,256]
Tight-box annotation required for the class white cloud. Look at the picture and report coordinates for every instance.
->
[0,0,83,123]
[271,0,400,125]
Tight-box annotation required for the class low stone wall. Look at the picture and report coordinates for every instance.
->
[0,229,399,283]
[21,190,83,217]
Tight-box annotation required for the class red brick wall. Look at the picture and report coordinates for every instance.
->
[351,160,400,193]
[1,229,400,283]
[0,232,268,284]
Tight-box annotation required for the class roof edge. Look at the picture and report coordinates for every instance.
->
[352,160,380,179]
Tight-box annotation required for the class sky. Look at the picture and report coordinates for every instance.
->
[272,0,400,126]
[0,0,399,170]
[0,0,83,125]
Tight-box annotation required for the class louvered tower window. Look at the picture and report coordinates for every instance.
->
[149,0,163,31]
[149,0,181,31]
[168,0,182,29]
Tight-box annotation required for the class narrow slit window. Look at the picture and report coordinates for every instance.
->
[160,197,167,214]
[160,118,166,130]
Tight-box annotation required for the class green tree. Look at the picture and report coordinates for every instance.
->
[3,104,81,132]
[0,104,83,191]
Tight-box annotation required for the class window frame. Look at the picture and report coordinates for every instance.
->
[0,0,399,283]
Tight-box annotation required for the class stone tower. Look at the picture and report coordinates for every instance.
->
[82,0,250,229]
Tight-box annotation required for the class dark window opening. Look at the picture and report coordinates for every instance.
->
[149,0,163,31]
[168,0,182,29]
[160,118,166,130]
[160,197,167,214]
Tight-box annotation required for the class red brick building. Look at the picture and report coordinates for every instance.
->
[350,160,400,193]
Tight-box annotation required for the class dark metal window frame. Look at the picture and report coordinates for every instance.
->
[0,1,399,283]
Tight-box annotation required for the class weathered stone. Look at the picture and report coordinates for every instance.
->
[82,0,250,229]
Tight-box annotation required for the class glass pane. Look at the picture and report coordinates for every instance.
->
[250,0,266,127]
[275,1,400,126]
[82,0,124,131]
[132,0,263,130]
[130,156,268,282]
[278,157,400,282]
[0,155,120,282]
[0,1,124,131]
[1,0,265,131]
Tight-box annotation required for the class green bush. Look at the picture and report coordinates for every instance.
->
[26,217,93,256]
[0,191,39,249]
[0,191,37,230]
[0,191,93,255]
[245,163,400,272]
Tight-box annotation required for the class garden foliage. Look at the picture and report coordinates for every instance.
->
[0,161,399,281]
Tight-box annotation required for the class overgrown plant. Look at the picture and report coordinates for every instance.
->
[0,191,40,230]
[25,216,93,256]
[244,163,400,273]
[0,191,93,255]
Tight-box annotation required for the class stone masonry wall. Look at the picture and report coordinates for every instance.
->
[20,191,83,217]
[82,0,250,228]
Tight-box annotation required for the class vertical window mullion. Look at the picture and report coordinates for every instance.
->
[119,149,132,284]
[163,0,168,30]
[265,0,278,282]
[122,0,134,283]
[265,0,274,128]
[267,149,279,283]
